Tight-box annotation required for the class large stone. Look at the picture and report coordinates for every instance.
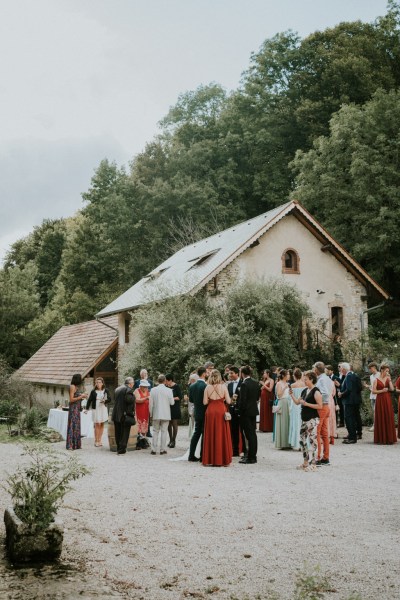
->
[4,506,63,563]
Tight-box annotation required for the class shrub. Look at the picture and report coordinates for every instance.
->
[3,444,90,531]
[20,407,45,435]
[120,279,310,383]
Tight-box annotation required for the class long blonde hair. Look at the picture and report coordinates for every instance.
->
[208,369,222,385]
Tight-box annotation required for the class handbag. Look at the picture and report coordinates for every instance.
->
[224,411,232,421]
[272,403,281,414]
[124,414,136,426]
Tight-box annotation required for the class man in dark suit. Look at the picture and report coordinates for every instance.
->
[188,367,207,462]
[338,363,362,444]
[237,365,260,464]
[227,366,246,457]
[112,377,136,454]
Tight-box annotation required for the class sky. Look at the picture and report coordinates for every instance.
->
[0,0,389,262]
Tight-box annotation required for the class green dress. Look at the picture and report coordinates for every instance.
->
[274,389,291,449]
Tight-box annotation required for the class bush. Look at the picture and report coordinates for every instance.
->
[19,407,45,435]
[3,444,90,531]
[120,279,310,383]
[0,397,21,422]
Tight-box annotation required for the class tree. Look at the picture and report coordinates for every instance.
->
[291,88,400,297]
[0,263,41,367]
[120,280,310,383]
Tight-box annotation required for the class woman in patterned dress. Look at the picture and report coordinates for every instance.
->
[67,374,88,450]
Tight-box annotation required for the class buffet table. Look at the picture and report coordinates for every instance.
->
[47,409,95,440]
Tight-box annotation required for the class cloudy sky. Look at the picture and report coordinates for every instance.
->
[0,0,388,262]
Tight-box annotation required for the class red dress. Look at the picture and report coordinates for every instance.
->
[374,378,397,445]
[259,383,274,432]
[396,377,400,440]
[202,399,233,466]
[135,389,150,435]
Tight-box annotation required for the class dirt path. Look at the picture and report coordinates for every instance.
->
[1,427,399,599]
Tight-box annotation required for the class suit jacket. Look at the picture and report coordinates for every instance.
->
[188,379,207,420]
[340,372,362,405]
[227,379,242,415]
[149,384,174,420]
[112,385,135,423]
[86,388,111,411]
[238,377,260,417]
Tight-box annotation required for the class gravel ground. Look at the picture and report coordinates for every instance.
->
[1,426,399,600]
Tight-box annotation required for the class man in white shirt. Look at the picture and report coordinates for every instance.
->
[149,374,174,455]
[368,362,379,432]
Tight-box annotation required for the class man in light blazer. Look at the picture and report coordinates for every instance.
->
[149,374,174,455]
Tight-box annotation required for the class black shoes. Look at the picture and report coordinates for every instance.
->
[188,456,200,462]
[160,450,167,455]
[168,441,176,448]
[342,439,357,444]
[239,457,257,464]
[316,459,330,466]
[151,451,156,455]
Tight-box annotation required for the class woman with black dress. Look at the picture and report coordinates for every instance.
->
[165,373,182,448]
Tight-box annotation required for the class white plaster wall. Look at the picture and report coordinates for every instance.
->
[229,215,367,340]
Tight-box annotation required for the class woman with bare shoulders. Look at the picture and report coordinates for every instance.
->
[259,369,274,433]
[67,374,88,451]
[288,368,306,450]
[290,370,322,472]
[202,369,233,466]
[373,364,396,445]
[274,369,292,449]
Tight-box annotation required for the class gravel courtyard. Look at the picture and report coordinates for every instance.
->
[1,426,399,600]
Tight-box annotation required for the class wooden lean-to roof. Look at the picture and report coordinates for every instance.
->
[15,316,118,386]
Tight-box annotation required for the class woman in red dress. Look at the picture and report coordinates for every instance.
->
[396,375,400,439]
[202,369,233,467]
[134,380,150,445]
[373,364,396,445]
[259,369,274,432]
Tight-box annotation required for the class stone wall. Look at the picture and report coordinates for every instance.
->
[205,215,368,342]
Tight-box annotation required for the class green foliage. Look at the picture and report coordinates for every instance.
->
[4,444,90,531]
[19,407,45,435]
[291,88,400,297]
[0,397,21,421]
[294,566,333,600]
[120,280,309,382]
[1,4,400,367]
[0,358,36,414]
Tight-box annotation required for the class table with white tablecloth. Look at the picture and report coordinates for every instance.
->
[47,409,95,439]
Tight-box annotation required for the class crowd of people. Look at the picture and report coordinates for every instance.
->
[66,360,400,471]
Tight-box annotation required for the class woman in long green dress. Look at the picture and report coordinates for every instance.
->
[274,369,292,449]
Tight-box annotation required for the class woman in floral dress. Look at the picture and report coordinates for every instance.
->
[67,374,87,450]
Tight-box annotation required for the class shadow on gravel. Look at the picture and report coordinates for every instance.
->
[0,545,123,600]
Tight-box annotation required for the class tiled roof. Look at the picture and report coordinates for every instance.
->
[96,200,389,318]
[15,316,118,385]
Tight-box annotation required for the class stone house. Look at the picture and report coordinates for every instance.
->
[96,200,388,373]
[16,316,118,409]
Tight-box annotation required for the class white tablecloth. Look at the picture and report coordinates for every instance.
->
[47,409,94,440]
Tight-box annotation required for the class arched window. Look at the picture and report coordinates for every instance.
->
[282,249,300,274]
